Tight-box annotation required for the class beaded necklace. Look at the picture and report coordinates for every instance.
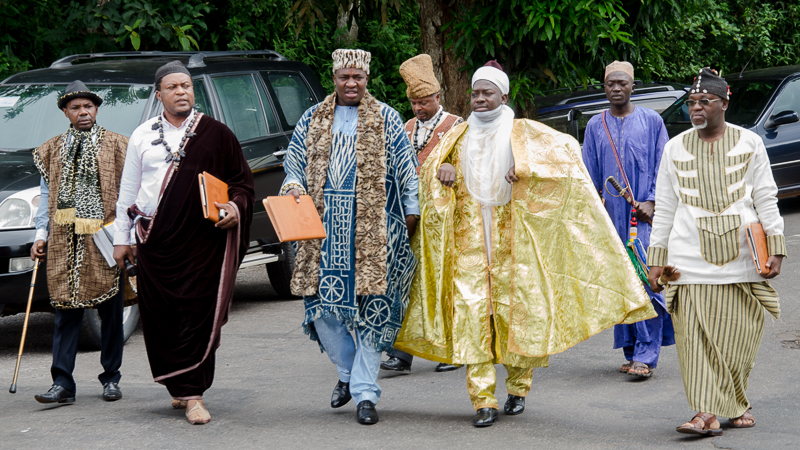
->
[151,110,198,165]
[412,108,444,153]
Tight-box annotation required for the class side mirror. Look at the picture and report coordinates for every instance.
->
[566,108,583,140]
[765,110,799,129]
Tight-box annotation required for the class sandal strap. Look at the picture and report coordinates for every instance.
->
[692,412,717,429]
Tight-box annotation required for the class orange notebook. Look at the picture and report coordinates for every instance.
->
[198,171,229,223]
[746,223,769,274]
[263,195,326,242]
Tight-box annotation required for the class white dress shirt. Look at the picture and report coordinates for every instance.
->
[114,111,196,245]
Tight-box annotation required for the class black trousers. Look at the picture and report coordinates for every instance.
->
[387,347,413,364]
[51,288,124,393]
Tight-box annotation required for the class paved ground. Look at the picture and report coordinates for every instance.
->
[2,199,800,449]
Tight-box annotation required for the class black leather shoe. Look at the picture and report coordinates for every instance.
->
[102,382,122,401]
[356,400,379,425]
[473,407,499,427]
[330,380,351,408]
[34,385,75,404]
[434,362,462,372]
[380,357,411,372]
[504,394,525,415]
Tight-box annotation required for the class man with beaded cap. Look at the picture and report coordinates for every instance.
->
[394,61,656,427]
[380,53,463,374]
[113,60,254,425]
[31,81,135,406]
[581,61,675,379]
[647,67,786,436]
[281,49,420,425]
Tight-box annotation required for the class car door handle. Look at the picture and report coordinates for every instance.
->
[273,147,287,157]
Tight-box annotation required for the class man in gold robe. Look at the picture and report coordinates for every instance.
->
[394,61,656,427]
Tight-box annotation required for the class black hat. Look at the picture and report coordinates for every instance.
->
[154,60,191,87]
[689,67,730,100]
[57,80,103,110]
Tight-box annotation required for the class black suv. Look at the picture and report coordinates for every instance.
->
[661,65,800,197]
[0,51,325,347]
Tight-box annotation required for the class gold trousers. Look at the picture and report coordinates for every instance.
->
[465,314,535,410]
[466,362,533,410]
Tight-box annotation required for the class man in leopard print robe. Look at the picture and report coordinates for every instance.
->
[31,81,132,405]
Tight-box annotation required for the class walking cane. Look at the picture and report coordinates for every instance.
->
[9,257,39,394]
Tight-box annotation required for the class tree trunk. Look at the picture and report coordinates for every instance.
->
[417,0,471,119]
[336,0,359,44]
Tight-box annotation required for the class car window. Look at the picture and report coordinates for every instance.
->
[726,80,779,127]
[254,76,279,133]
[213,74,273,141]
[771,78,800,115]
[193,79,214,118]
[631,96,679,114]
[0,84,151,150]
[662,97,690,124]
[263,72,315,129]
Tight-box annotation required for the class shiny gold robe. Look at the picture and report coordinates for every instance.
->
[394,119,656,366]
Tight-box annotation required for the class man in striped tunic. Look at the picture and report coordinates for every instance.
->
[647,67,786,436]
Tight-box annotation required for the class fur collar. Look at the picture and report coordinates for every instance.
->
[291,92,388,296]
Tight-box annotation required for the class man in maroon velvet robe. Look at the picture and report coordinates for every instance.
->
[113,61,254,425]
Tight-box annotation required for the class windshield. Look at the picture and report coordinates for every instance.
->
[662,80,779,127]
[0,84,152,150]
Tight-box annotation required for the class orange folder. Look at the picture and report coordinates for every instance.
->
[263,195,326,242]
[198,171,229,223]
[746,223,769,274]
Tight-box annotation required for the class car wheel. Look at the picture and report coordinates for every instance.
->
[79,304,140,350]
[266,242,298,298]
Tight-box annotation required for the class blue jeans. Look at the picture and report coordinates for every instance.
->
[314,316,382,405]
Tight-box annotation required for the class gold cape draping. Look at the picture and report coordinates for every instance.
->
[394,119,656,365]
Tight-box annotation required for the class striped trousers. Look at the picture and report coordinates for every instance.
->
[668,282,779,418]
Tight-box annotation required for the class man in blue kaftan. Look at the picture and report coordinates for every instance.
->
[582,61,675,378]
[281,49,419,424]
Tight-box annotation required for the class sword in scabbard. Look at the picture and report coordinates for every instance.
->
[605,176,651,225]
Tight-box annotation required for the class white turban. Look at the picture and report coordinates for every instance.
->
[472,66,510,95]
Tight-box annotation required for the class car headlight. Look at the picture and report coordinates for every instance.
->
[0,186,39,230]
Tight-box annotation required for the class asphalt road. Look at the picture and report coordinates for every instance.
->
[2,200,800,450]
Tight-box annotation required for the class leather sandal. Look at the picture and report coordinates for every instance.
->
[676,412,722,436]
[730,407,755,428]
[620,361,633,373]
[186,401,211,425]
[628,361,653,378]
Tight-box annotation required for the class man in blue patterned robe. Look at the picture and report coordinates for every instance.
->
[281,49,419,425]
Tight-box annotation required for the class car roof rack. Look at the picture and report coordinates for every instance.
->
[186,51,286,68]
[50,51,286,69]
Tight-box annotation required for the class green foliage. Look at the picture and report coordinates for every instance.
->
[3,0,799,117]
[445,0,800,109]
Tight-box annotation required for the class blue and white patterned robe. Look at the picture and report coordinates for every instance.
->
[282,102,419,352]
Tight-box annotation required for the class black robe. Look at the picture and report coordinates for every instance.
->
[135,116,254,399]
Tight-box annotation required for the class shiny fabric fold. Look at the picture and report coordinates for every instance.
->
[395,120,656,364]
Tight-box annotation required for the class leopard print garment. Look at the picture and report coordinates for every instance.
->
[53,125,106,235]
[34,131,135,309]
